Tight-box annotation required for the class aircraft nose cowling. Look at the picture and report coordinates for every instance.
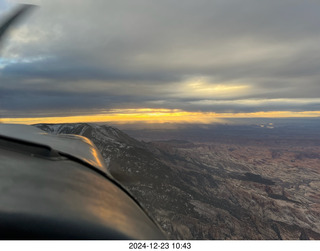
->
[0,125,166,240]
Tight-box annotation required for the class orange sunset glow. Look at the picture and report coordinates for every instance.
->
[2,109,320,125]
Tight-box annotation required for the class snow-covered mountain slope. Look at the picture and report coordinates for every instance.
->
[34,123,320,240]
[35,123,181,238]
[36,123,144,148]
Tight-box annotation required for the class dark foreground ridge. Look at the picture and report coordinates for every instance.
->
[35,123,320,240]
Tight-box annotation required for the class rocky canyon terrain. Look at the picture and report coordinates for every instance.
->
[35,122,320,240]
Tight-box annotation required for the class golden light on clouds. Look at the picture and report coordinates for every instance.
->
[2,109,320,125]
[181,77,250,98]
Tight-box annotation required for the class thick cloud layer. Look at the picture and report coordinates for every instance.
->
[1,0,320,118]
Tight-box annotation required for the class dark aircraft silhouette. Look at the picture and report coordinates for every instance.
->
[0,4,165,240]
[0,4,35,43]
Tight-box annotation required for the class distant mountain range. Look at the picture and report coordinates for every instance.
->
[35,123,320,240]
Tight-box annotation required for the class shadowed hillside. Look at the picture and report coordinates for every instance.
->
[35,123,320,240]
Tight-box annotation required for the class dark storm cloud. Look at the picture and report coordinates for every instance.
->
[0,84,154,117]
[2,0,320,116]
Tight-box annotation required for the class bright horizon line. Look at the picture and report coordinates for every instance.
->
[1,109,320,125]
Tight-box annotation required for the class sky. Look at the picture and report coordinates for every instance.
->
[1,0,320,125]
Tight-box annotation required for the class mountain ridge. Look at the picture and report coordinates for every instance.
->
[34,123,320,240]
